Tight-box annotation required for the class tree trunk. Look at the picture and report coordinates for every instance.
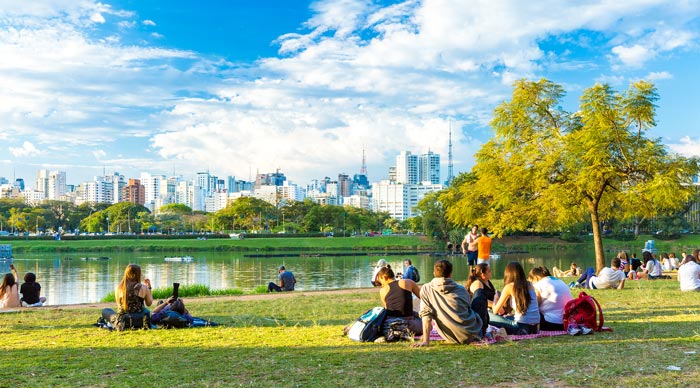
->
[589,208,606,272]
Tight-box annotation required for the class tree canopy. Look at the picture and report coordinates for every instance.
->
[447,79,699,271]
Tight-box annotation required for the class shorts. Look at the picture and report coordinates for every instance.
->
[467,250,478,266]
[477,258,490,265]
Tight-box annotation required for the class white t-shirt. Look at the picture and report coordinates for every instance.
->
[534,276,573,324]
[589,267,625,289]
[645,259,663,277]
[678,261,700,291]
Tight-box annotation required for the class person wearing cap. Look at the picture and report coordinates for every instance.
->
[371,259,388,287]
[268,265,297,292]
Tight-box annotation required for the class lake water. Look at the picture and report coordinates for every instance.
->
[2,249,598,306]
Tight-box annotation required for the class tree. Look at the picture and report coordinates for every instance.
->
[447,79,699,271]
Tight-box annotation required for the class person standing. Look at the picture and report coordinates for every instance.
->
[268,265,297,292]
[461,225,480,267]
[476,228,492,265]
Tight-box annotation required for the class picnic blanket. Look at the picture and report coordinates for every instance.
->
[425,328,567,343]
[425,325,611,343]
[93,316,218,330]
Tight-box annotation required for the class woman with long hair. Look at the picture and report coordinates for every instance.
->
[0,264,21,309]
[489,261,540,335]
[102,264,154,329]
[466,263,499,310]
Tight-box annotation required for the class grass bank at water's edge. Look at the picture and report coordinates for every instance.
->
[1,279,699,387]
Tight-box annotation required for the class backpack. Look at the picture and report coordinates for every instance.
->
[347,307,387,342]
[413,268,420,283]
[111,311,150,331]
[563,292,604,331]
[158,311,190,328]
[382,317,412,342]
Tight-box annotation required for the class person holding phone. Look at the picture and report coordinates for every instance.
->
[101,264,153,329]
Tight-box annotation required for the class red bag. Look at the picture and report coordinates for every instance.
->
[563,292,604,331]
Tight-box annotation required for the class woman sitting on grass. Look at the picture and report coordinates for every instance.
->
[376,266,422,335]
[678,255,700,292]
[0,264,21,309]
[102,264,153,328]
[20,272,47,307]
[638,251,663,280]
[489,261,540,335]
[552,263,581,278]
[466,263,499,310]
[528,266,572,331]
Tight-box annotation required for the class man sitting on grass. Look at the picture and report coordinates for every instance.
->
[411,259,486,347]
[574,257,625,290]
[268,265,296,292]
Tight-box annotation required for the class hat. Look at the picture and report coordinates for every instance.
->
[278,265,286,271]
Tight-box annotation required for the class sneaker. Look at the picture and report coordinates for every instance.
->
[567,324,582,336]
[580,325,593,335]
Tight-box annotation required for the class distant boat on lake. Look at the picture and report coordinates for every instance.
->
[164,256,194,263]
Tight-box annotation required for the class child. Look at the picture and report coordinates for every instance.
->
[20,272,47,307]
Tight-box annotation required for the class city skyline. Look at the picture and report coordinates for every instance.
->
[2,1,699,185]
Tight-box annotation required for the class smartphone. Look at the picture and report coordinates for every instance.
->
[172,282,180,299]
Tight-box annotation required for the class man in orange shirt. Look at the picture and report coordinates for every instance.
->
[476,228,492,265]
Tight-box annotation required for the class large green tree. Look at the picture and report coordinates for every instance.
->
[448,79,699,271]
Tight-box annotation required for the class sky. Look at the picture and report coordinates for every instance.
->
[1,0,699,187]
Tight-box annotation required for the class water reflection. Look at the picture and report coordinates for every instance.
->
[4,249,597,306]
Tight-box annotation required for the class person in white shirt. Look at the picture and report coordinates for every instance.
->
[639,251,663,280]
[529,266,573,330]
[678,255,700,292]
[575,258,626,289]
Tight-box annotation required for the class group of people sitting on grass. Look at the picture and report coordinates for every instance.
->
[0,264,47,309]
[371,258,585,347]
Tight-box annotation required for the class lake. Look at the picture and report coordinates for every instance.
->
[2,249,599,305]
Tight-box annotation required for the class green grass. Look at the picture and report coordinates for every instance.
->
[7,235,435,253]
[101,284,247,303]
[1,279,699,387]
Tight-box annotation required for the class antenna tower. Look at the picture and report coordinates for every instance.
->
[447,121,454,185]
[360,147,368,175]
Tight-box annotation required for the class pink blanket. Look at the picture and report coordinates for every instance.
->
[426,329,569,343]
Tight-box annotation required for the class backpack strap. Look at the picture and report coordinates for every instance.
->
[579,292,604,331]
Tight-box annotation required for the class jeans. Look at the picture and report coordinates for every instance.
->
[268,282,283,292]
[471,287,489,335]
[577,267,596,288]
[488,312,539,335]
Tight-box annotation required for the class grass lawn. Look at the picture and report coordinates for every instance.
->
[1,277,699,387]
[7,235,435,253]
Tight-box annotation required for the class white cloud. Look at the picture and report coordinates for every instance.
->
[645,71,673,81]
[9,141,40,157]
[0,0,699,184]
[612,44,652,67]
[667,137,700,157]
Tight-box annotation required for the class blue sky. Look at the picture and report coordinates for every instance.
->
[1,0,699,187]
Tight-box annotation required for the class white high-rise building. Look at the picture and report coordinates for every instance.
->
[420,151,441,184]
[371,180,444,220]
[35,170,67,201]
[395,151,419,184]
[395,151,440,185]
